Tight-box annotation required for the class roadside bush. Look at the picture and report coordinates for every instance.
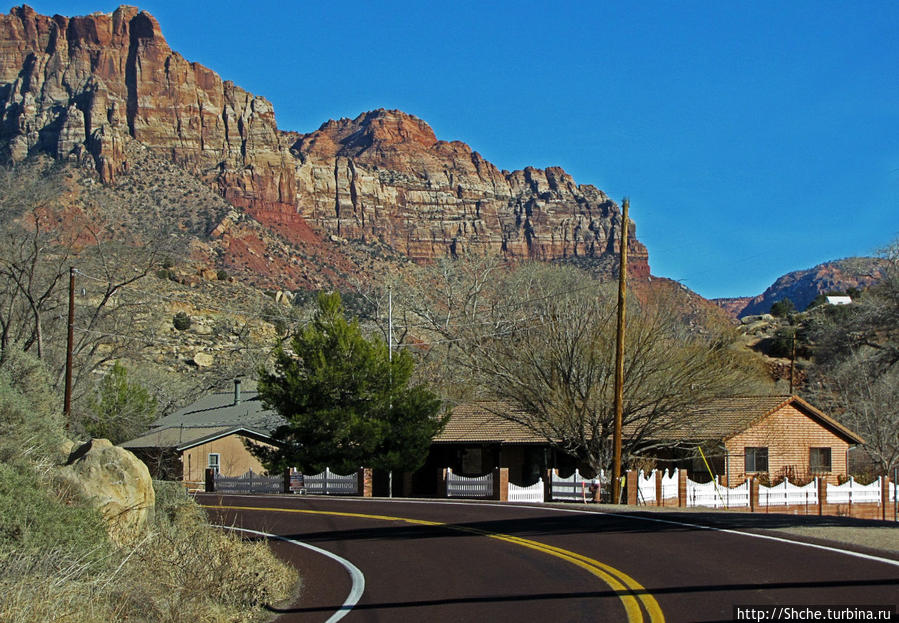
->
[172,311,192,331]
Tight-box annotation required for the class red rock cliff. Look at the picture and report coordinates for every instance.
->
[0,6,649,275]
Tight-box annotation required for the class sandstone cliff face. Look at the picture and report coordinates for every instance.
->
[293,109,649,273]
[0,6,649,275]
[0,5,296,219]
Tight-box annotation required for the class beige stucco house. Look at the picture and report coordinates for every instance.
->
[121,379,284,489]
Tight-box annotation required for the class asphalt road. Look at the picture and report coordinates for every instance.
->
[197,494,899,623]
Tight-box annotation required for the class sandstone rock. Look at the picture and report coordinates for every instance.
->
[191,323,214,336]
[193,351,214,367]
[58,438,155,544]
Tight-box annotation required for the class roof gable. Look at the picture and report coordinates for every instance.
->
[651,395,864,445]
[120,425,273,451]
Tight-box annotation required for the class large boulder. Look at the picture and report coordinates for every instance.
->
[58,439,155,544]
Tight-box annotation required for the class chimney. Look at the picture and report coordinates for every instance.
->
[234,378,242,405]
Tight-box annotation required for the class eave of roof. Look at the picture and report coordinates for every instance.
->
[120,425,273,451]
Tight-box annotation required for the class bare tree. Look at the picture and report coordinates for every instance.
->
[404,258,765,475]
[808,239,899,473]
[0,160,165,424]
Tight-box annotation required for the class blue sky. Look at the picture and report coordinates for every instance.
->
[22,1,899,298]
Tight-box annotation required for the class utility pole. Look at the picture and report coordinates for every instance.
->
[789,331,796,395]
[612,198,629,504]
[64,266,75,420]
[388,287,393,498]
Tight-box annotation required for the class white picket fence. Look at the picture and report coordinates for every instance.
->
[508,478,545,503]
[758,478,818,507]
[550,469,604,502]
[684,476,894,509]
[214,469,282,494]
[637,470,656,504]
[446,468,493,498]
[661,468,679,500]
[826,477,884,504]
[303,467,358,495]
[686,476,751,508]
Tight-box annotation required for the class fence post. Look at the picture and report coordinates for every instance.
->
[817,477,826,516]
[357,467,373,497]
[881,475,890,521]
[677,469,688,507]
[493,467,509,502]
[749,476,759,512]
[626,470,639,505]
[544,469,555,502]
[439,468,449,498]
[205,467,216,493]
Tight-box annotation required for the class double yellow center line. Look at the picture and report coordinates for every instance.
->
[202,504,665,623]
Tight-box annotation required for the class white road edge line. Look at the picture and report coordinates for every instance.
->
[262,496,899,569]
[215,524,365,623]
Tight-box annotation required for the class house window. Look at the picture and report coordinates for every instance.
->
[809,447,832,473]
[745,447,768,473]
[208,453,220,475]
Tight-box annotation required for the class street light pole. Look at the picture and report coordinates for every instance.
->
[612,198,629,504]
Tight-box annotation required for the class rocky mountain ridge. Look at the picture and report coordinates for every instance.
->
[0,5,649,276]
[714,257,888,318]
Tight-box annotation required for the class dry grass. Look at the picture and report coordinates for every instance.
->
[0,482,298,623]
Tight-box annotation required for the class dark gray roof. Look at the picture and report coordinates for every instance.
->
[120,425,273,451]
[149,379,286,434]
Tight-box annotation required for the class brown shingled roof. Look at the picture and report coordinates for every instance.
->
[435,396,864,446]
[648,395,864,445]
[433,402,549,444]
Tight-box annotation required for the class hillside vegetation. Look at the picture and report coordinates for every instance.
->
[0,349,297,623]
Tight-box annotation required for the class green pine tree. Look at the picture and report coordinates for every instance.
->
[85,361,157,443]
[255,292,446,474]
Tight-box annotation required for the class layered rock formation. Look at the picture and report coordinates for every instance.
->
[293,109,649,273]
[0,5,297,222]
[0,5,648,276]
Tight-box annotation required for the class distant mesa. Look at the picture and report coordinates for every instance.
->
[0,5,649,276]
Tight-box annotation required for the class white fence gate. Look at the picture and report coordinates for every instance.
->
[550,469,602,501]
[826,477,882,504]
[214,469,282,494]
[303,467,358,495]
[446,468,493,498]
[508,479,545,503]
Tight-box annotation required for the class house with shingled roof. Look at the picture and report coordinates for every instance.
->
[413,396,863,493]
[120,379,286,489]
[649,395,864,485]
